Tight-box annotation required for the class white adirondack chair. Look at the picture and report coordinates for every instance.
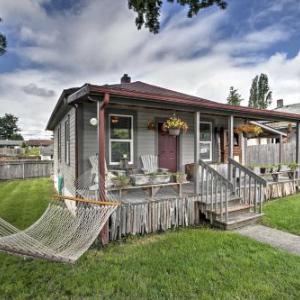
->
[141,154,162,174]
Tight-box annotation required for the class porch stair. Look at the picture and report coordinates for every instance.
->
[198,158,267,231]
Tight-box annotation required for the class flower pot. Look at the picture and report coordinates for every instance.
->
[169,128,180,136]
[130,174,150,186]
[176,174,187,183]
[151,174,171,184]
[112,177,130,188]
[260,167,266,174]
[288,171,295,180]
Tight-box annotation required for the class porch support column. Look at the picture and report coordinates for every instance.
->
[279,134,283,164]
[296,122,300,178]
[228,115,234,180]
[98,93,110,245]
[194,111,200,194]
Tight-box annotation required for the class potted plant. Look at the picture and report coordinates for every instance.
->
[130,173,151,186]
[260,164,267,174]
[288,162,298,179]
[174,172,187,183]
[234,123,263,138]
[163,116,188,136]
[150,171,171,184]
[112,175,130,188]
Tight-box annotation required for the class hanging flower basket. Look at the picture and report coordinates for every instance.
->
[163,116,188,136]
[234,124,263,137]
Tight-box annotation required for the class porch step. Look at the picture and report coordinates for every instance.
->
[213,212,264,230]
[206,204,254,218]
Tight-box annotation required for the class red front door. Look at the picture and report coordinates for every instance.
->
[158,123,178,172]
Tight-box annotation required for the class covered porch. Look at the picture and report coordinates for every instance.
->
[68,81,300,235]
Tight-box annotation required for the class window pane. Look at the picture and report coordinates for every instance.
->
[200,142,211,160]
[111,141,131,163]
[199,123,211,141]
[110,115,132,139]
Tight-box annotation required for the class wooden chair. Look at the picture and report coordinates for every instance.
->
[141,154,160,174]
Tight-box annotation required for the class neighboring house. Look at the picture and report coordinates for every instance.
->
[46,74,300,230]
[266,99,300,143]
[26,139,54,148]
[40,144,54,161]
[0,140,23,156]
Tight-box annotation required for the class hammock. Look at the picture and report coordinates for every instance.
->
[0,172,119,263]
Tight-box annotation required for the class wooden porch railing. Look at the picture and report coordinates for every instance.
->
[228,158,267,213]
[199,159,234,223]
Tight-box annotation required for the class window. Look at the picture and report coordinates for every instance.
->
[65,115,70,165]
[199,122,212,161]
[109,114,133,165]
[57,124,61,162]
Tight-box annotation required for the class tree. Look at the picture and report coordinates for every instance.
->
[128,0,227,34]
[248,73,272,109]
[227,86,243,106]
[0,18,7,56]
[0,114,23,140]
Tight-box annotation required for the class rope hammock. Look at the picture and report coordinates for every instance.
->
[0,171,119,263]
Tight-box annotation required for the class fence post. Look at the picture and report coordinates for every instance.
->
[22,162,25,179]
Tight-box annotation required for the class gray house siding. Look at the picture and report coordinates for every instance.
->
[53,106,76,195]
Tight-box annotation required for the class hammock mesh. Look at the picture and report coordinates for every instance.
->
[0,172,119,263]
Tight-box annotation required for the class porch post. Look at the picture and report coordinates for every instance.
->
[98,93,110,245]
[194,111,200,194]
[228,115,234,180]
[279,134,283,164]
[296,122,300,178]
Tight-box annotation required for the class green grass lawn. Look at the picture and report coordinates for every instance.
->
[1,179,300,299]
[263,193,300,236]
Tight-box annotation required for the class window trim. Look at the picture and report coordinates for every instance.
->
[64,115,70,165]
[57,124,61,162]
[108,113,134,165]
[199,121,212,162]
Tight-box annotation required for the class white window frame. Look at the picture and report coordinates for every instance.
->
[108,113,134,165]
[199,121,212,162]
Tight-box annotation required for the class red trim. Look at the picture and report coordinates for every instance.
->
[86,84,300,121]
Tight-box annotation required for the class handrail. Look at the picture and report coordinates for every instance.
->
[228,158,267,186]
[199,159,234,188]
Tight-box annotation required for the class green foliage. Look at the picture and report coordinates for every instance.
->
[288,161,298,171]
[1,179,300,298]
[24,147,40,156]
[263,193,300,236]
[0,18,6,56]
[226,86,243,106]
[0,113,23,140]
[248,73,272,109]
[128,0,227,33]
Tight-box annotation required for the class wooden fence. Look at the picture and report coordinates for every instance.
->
[0,148,24,156]
[0,161,53,180]
[246,142,296,165]
[109,196,200,240]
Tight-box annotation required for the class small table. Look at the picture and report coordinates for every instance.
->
[107,181,190,199]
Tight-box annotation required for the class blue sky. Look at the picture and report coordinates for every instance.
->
[0,0,299,138]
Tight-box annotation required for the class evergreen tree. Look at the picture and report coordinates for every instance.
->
[128,0,227,34]
[0,18,7,56]
[248,73,272,109]
[227,86,243,106]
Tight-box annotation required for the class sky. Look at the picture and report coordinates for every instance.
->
[0,0,300,139]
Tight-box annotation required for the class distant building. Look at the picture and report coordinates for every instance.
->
[26,139,53,148]
[0,140,24,156]
[40,144,54,161]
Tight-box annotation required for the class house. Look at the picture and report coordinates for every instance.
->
[46,74,300,238]
[26,139,53,148]
[0,140,23,157]
[40,144,54,161]
[265,99,300,143]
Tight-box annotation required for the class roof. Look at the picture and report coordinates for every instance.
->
[0,140,23,146]
[26,140,53,147]
[250,121,287,137]
[47,80,300,130]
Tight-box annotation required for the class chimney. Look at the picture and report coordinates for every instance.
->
[121,74,131,84]
[277,99,284,108]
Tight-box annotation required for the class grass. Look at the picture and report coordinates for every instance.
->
[0,179,300,299]
[263,193,300,236]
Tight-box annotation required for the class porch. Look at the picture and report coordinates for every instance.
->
[66,81,300,237]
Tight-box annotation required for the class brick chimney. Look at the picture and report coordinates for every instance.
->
[121,74,131,84]
[277,99,284,108]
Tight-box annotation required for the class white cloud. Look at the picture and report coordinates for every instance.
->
[0,0,299,139]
